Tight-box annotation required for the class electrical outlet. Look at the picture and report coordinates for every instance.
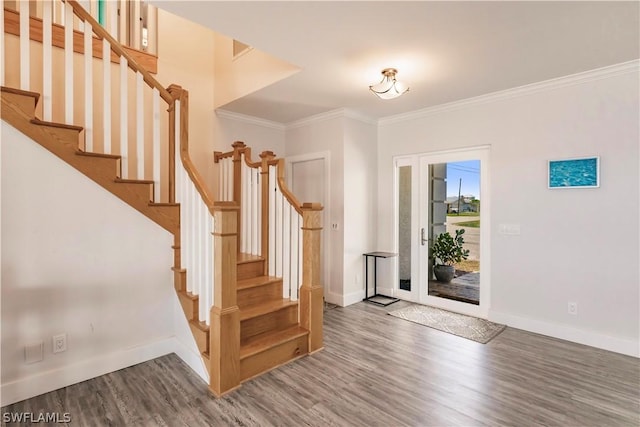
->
[53,334,67,354]
[568,302,578,315]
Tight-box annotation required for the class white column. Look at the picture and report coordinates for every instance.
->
[103,38,112,154]
[64,2,74,124]
[42,2,52,120]
[136,72,144,179]
[84,21,94,151]
[152,88,161,201]
[19,0,30,90]
[120,57,128,176]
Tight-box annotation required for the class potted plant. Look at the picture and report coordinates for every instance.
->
[430,229,470,283]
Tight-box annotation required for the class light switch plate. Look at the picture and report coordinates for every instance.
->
[25,341,44,364]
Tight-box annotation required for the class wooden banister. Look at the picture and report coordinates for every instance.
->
[167,84,216,213]
[275,158,303,215]
[66,0,171,103]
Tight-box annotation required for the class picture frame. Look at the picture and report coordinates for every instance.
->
[548,156,600,189]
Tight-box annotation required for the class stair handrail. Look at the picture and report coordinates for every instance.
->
[65,1,171,104]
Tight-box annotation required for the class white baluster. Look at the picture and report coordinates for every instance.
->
[84,21,93,151]
[103,38,111,154]
[268,166,276,276]
[136,72,144,179]
[283,198,291,298]
[19,0,30,90]
[275,186,283,283]
[42,1,52,121]
[197,200,205,321]
[109,0,118,37]
[227,158,233,201]
[291,212,299,302]
[205,213,214,325]
[0,3,4,86]
[185,183,193,293]
[65,2,73,124]
[120,57,128,174]
[152,88,160,201]
[252,169,259,255]
[131,0,141,50]
[118,0,126,44]
[241,161,249,253]
[297,215,303,300]
[257,170,262,256]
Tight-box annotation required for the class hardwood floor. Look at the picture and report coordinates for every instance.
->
[3,301,639,426]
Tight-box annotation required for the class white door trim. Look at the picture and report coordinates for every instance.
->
[285,151,331,301]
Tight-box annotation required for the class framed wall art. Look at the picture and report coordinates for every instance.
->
[548,156,599,189]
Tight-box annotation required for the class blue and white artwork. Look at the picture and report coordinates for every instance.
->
[548,157,599,189]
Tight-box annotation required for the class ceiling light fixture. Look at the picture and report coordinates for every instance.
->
[369,68,409,100]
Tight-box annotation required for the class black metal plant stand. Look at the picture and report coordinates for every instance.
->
[362,252,400,306]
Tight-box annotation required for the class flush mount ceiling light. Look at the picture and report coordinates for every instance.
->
[369,68,409,100]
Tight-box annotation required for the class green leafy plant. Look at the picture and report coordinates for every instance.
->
[431,229,470,266]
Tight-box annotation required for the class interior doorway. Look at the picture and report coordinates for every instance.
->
[286,152,331,300]
[394,147,490,318]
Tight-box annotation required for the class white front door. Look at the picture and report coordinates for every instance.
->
[395,146,491,318]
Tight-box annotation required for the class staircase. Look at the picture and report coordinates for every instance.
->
[1,0,323,397]
[237,254,309,381]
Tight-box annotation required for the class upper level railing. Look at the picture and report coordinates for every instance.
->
[1,0,216,326]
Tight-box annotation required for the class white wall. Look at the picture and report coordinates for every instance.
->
[343,117,377,304]
[215,111,285,156]
[284,112,377,306]
[156,9,217,193]
[0,124,198,405]
[377,64,640,356]
[285,115,344,305]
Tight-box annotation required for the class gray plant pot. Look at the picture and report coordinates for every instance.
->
[434,265,455,283]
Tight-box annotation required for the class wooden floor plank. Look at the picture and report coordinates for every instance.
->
[2,300,639,426]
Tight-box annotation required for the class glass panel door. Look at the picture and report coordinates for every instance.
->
[394,147,489,317]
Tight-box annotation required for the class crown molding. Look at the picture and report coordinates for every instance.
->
[215,109,285,131]
[379,60,640,127]
[286,108,376,130]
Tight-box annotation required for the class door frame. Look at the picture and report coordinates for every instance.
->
[285,151,331,301]
[393,145,491,318]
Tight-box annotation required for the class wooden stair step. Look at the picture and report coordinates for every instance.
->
[189,320,209,354]
[1,86,40,117]
[237,253,265,280]
[237,276,283,307]
[75,150,121,160]
[237,275,281,290]
[239,326,309,382]
[239,299,297,322]
[240,325,308,359]
[177,290,199,322]
[240,299,299,341]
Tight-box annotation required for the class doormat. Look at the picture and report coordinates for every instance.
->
[388,304,506,344]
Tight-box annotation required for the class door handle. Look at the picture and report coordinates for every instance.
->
[421,228,428,245]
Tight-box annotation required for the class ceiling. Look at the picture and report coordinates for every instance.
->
[154,1,639,124]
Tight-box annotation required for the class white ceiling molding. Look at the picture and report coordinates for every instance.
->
[286,108,376,130]
[379,60,640,127]
[216,109,285,131]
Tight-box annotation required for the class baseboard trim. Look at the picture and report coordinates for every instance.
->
[1,337,176,407]
[489,310,639,358]
[325,291,343,306]
[343,290,366,307]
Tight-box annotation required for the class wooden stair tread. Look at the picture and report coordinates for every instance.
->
[115,178,155,185]
[31,118,83,131]
[1,86,40,102]
[190,319,209,332]
[150,202,179,207]
[75,150,121,159]
[237,275,281,290]
[237,253,264,264]
[239,299,297,321]
[240,325,308,359]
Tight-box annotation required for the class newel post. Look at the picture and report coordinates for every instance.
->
[209,202,240,396]
[167,84,186,204]
[299,202,324,353]
[259,150,276,267]
[232,141,245,248]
